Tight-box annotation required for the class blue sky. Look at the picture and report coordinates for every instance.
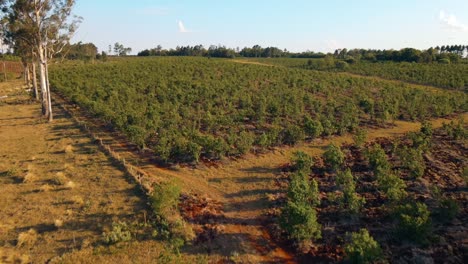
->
[72,0,468,54]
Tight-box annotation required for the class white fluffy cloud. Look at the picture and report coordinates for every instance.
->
[178,20,189,33]
[439,10,468,32]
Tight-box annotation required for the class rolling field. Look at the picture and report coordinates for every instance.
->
[1,57,467,263]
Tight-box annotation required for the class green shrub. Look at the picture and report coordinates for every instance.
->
[151,181,181,217]
[279,200,321,245]
[436,198,459,223]
[420,121,433,138]
[344,229,383,263]
[394,202,431,243]
[365,144,390,174]
[336,169,365,214]
[304,116,323,138]
[397,146,425,178]
[291,151,313,173]
[282,124,305,145]
[280,170,321,248]
[377,170,407,202]
[102,221,132,244]
[408,131,430,151]
[353,128,367,148]
[287,172,320,206]
[323,143,345,171]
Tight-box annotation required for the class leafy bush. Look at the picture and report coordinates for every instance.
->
[344,229,383,263]
[353,128,367,148]
[394,202,431,243]
[279,200,321,245]
[304,116,323,139]
[442,119,467,140]
[151,181,181,217]
[291,151,313,173]
[365,144,390,174]
[287,172,320,206]
[102,221,132,244]
[377,170,407,202]
[397,146,425,178]
[280,170,321,248]
[151,181,194,248]
[336,169,365,214]
[435,198,460,223]
[282,124,305,145]
[323,143,345,171]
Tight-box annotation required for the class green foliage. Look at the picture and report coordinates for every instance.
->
[377,170,407,202]
[304,116,323,139]
[353,128,367,148]
[344,229,383,264]
[397,146,425,178]
[435,198,460,223]
[442,119,467,140]
[280,169,321,247]
[323,143,345,171]
[287,172,320,207]
[336,169,365,214]
[282,124,305,145]
[151,181,181,217]
[102,221,132,245]
[279,200,321,244]
[394,202,431,244]
[420,121,433,138]
[408,130,431,152]
[49,57,467,163]
[340,61,468,91]
[365,144,391,174]
[151,181,194,249]
[291,151,313,173]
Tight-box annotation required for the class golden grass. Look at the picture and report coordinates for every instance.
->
[22,172,37,183]
[53,172,68,186]
[64,144,74,154]
[16,229,37,248]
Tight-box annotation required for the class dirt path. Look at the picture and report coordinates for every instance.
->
[0,82,155,263]
[51,87,467,263]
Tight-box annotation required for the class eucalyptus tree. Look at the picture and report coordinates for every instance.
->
[2,0,80,121]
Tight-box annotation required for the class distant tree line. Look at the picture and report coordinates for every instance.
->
[137,44,326,59]
[332,45,468,64]
[136,44,467,62]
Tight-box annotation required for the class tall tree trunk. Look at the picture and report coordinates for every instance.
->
[45,60,53,122]
[2,59,6,82]
[32,62,39,101]
[38,59,48,116]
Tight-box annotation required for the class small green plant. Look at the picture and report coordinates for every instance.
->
[435,197,459,223]
[280,171,321,249]
[323,143,345,171]
[304,116,323,139]
[377,170,407,202]
[397,146,425,178]
[336,169,365,214]
[365,144,390,174]
[394,202,431,244]
[279,200,321,245]
[291,151,313,173]
[353,128,367,148]
[102,221,132,244]
[151,181,181,217]
[287,171,320,206]
[150,181,194,250]
[344,229,383,263]
[420,121,433,138]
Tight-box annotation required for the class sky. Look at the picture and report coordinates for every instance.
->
[72,0,468,54]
